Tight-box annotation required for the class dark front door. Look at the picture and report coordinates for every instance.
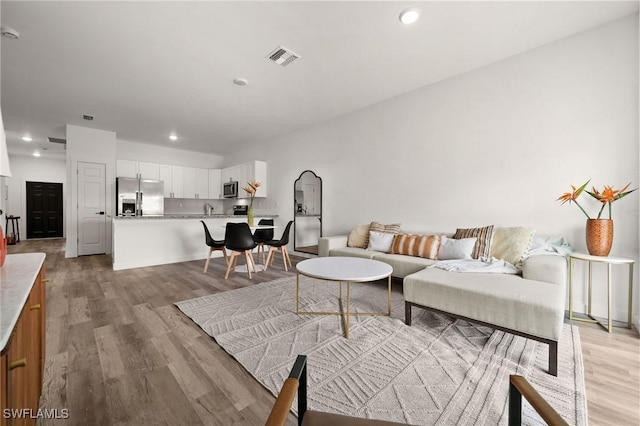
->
[26,181,63,239]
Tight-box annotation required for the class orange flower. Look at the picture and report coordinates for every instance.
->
[557,181,588,205]
[586,182,638,219]
[243,180,261,209]
[557,180,591,218]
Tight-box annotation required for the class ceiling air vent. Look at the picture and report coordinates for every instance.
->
[48,137,67,144]
[267,45,301,67]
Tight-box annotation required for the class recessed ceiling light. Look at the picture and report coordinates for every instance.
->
[399,8,421,25]
[33,151,41,157]
[22,136,32,142]
[169,134,178,141]
[233,78,248,86]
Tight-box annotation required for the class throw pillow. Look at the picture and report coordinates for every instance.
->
[490,227,535,266]
[390,233,441,260]
[368,231,395,253]
[366,221,401,248]
[452,225,495,259]
[438,236,477,260]
[347,224,370,248]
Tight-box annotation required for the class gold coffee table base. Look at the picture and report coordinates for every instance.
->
[295,274,392,339]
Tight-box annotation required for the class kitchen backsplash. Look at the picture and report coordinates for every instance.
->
[164,198,224,215]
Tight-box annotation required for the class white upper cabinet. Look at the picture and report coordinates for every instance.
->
[158,164,173,198]
[116,159,138,178]
[138,162,160,180]
[208,169,222,199]
[195,168,209,199]
[171,166,185,198]
[159,164,185,198]
[222,161,267,199]
[117,160,160,180]
[182,167,209,199]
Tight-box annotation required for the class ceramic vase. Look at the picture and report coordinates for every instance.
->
[586,219,613,257]
[247,207,254,227]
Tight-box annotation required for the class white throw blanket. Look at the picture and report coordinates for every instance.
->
[527,235,573,257]
[429,257,519,274]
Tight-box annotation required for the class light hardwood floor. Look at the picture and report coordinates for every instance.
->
[6,239,639,425]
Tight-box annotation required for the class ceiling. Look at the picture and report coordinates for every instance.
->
[1,1,638,160]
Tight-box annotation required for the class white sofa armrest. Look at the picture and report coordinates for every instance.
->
[521,255,567,286]
[318,235,348,257]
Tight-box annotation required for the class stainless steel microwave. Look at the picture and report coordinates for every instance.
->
[223,181,238,198]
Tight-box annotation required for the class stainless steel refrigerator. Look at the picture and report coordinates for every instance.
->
[116,177,164,216]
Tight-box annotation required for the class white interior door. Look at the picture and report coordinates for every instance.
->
[78,161,106,255]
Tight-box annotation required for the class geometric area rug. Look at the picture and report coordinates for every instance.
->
[175,276,587,425]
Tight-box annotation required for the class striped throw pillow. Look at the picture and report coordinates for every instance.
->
[452,225,495,259]
[366,222,401,249]
[391,234,441,259]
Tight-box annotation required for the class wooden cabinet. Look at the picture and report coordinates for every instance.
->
[120,159,223,200]
[1,255,46,426]
[116,159,138,178]
[116,160,160,180]
[182,167,209,199]
[208,169,222,199]
[231,161,267,199]
[159,165,185,198]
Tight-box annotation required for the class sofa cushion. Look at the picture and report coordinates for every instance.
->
[403,268,565,340]
[453,225,495,258]
[368,231,395,252]
[329,246,378,259]
[490,227,534,266]
[438,236,476,260]
[366,221,401,249]
[371,253,435,278]
[347,224,370,248]
[390,233,440,260]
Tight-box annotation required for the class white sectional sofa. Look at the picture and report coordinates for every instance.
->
[318,232,567,376]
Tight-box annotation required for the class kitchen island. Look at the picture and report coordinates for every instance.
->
[112,214,278,271]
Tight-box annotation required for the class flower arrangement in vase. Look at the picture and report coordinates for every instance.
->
[242,180,261,226]
[557,180,637,256]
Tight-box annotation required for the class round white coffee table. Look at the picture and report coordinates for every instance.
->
[295,256,393,338]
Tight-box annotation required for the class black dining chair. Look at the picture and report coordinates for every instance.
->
[264,221,294,272]
[253,218,274,264]
[200,220,228,273]
[224,222,258,279]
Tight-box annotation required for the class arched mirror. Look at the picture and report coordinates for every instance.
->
[294,170,322,255]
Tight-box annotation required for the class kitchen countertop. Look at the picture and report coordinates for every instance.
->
[0,252,46,351]
[113,214,279,219]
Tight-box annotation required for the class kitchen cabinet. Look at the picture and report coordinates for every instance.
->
[222,161,268,198]
[138,162,160,180]
[159,165,184,198]
[208,169,222,199]
[1,253,47,426]
[116,160,160,180]
[195,168,209,199]
[171,167,209,199]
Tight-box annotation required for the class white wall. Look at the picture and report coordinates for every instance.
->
[117,139,224,168]
[225,16,639,326]
[66,125,117,257]
[4,155,67,240]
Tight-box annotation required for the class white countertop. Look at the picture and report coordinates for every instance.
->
[0,252,46,351]
[113,214,279,220]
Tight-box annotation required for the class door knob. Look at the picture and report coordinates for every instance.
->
[95,212,105,215]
